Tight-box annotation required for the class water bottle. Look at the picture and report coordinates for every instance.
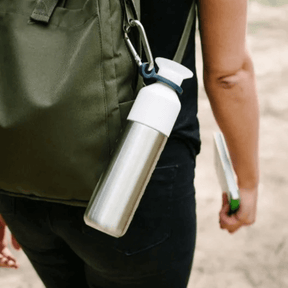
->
[84,57,193,237]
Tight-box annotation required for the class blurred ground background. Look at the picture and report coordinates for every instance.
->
[0,0,288,287]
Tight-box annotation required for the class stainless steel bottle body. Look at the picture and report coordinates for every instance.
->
[84,121,167,238]
[84,57,193,238]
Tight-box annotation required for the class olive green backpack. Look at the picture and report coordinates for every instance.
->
[0,0,195,206]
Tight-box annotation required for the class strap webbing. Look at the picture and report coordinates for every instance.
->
[173,1,196,63]
[131,0,197,64]
[30,0,60,23]
[132,0,141,20]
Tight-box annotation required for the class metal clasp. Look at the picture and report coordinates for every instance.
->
[124,20,154,72]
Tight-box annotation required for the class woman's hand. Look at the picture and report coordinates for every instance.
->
[219,188,258,233]
[0,215,20,268]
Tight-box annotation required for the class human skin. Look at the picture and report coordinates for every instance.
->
[0,215,20,268]
[198,0,259,233]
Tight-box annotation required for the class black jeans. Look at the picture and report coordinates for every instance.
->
[0,140,197,288]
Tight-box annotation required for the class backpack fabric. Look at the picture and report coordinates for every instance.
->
[0,0,195,206]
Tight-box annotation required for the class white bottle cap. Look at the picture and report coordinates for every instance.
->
[128,58,193,137]
[156,57,193,86]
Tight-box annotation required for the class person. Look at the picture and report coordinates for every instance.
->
[0,0,259,287]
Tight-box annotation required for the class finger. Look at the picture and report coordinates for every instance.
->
[0,247,19,269]
[11,235,21,250]
[220,206,242,230]
[220,218,242,233]
[227,221,243,234]
[221,209,246,233]
[222,192,229,207]
[219,193,230,221]
[220,201,230,217]
[0,258,18,269]
[220,214,240,230]
[0,254,18,268]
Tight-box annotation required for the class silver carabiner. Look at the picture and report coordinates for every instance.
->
[124,20,154,72]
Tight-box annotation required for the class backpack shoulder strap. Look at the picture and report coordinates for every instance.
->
[173,1,197,63]
[132,0,141,20]
[127,0,196,64]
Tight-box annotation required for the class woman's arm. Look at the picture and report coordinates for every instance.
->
[198,0,259,233]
